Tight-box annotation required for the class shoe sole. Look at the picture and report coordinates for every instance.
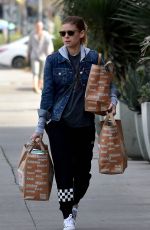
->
[63,228,75,230]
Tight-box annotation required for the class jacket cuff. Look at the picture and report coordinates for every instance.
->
[35,117,46,134]
[111,96,118,106]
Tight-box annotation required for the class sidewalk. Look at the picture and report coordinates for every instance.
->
[0,68,150,230]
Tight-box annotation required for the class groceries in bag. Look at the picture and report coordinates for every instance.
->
[18,140,54,200]
[99,113,127,174]
[85,56,113,115]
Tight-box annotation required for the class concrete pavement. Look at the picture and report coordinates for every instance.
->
[0,67,150,230]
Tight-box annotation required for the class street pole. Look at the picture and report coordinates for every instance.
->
[7,0,13,43]
[38,0,43,21]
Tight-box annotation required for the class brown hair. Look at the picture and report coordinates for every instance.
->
[62,16,88,44]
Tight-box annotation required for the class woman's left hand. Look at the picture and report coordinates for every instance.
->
[107,103,116,115]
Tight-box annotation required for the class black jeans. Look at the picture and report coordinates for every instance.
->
[45,120,95,218]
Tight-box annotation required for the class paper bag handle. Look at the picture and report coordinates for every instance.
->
[25,140,47,152]
[97,53,102,65]
[31,140,47,151]
[104,112,116,126]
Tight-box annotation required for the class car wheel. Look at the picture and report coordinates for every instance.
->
[12,56,26,68]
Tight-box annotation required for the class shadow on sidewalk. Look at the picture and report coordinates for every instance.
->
[16,87,33,92]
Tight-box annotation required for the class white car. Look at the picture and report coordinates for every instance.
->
[0,36,28,68]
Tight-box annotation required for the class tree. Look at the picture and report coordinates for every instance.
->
[63,0,149,81]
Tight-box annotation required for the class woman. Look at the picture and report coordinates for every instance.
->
[31,16,118,230]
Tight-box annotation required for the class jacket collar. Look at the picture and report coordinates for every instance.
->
[58,45,91,63]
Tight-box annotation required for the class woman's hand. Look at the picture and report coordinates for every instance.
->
[107,103,116,115]
[31,132,43,142]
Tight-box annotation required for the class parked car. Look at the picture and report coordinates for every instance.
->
[0,36,28,68]
[0,19,16,31]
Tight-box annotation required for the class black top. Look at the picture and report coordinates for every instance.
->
[61,51,94,127]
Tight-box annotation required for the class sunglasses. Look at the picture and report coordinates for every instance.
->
[59,30,79,37]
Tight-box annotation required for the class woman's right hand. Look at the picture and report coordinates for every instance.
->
[31,132,43,142]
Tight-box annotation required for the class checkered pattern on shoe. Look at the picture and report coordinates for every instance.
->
[58,188,74,202]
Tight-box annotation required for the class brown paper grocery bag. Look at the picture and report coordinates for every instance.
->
[99,113,127,174]
[85,55,113,115]
[18,141,54,200]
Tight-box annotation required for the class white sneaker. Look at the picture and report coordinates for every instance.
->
[72,205,78,221]
[63,214,75,230]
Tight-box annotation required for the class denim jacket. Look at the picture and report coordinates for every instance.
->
[35,45,118,133]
